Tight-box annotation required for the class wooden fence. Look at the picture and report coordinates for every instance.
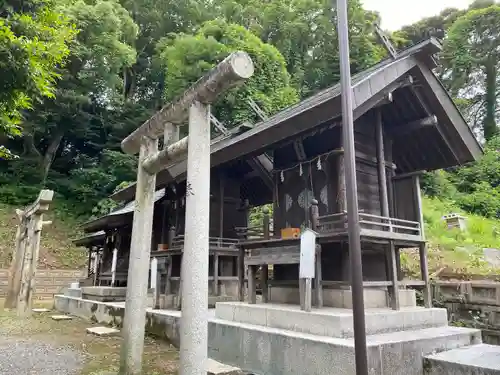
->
[0,269,85,300]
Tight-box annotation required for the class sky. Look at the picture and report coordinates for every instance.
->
[362,0,475,30]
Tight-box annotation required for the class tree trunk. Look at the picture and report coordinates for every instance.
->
[41,131,64,183]
[484,60,498,141]
[22,133,40,157]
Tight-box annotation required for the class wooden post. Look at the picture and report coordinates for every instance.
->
[4,190,53,315]
[337,153,347,214]
[5,211,26,309]
[388,240,400,310]
[165,255,172,295]
[261,207,270,303]
[314,245,323,308]
[419,243,431,308]
[247,265,257,304]
[213,254,219,296]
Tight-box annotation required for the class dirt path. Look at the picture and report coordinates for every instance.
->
[0,307,178,375]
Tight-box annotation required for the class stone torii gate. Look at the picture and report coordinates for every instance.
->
[119,52,254,375]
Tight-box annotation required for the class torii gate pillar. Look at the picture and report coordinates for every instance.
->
[119,52,254,375]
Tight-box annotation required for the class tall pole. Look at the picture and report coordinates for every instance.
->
[179,100,211,375]
[336,1,369,374]
[120,137,158,375]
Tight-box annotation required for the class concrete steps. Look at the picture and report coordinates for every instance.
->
[215,302,449,338]
[424,344,500,375]
[210,310,481,375]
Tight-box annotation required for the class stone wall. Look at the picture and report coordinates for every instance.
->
[433,280,500,345]
[0,269,85,300]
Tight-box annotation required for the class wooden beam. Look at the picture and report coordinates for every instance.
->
[390,115,437,136]
[121,51,254,154]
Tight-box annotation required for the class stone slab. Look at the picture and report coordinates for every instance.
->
[67,288,82,298]
[32,308,50,313]
[55,295,482,375]
[216,302,448,338]
[81,286,127,297]
[269,286,417,308]
[86,326,120,337]
[207,358,243,375]
[51,315,73,321]
[424,344,500,375]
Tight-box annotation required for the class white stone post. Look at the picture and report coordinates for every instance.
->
[179,101,211,375]
[120,137,158,375]
[111,248,118,287]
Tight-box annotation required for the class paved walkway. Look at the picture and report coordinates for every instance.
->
[0,337,82,375]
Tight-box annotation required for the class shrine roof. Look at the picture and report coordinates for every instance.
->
[112,37,482,203]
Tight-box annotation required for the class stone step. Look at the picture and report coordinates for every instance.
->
[424,344,500,375]
[210,317,481,375]
[215,302,448,338]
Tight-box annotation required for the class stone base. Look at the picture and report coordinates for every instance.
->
[424,344,500,375]
[215,302,448,338]
[269,286,416,308]
[81,286,154,307]
[86,326,120,337]
[81,286,127,302]
[67,288,82,298]
[159,294,239,309]
[54,295,482,375]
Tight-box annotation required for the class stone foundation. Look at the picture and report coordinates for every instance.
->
[80,286,155,307]
[269,286,417,308]
[55,294,482,375]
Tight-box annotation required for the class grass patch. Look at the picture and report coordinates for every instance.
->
[401,197,500,278]
[0,305,178,375]
[0,202,87,269]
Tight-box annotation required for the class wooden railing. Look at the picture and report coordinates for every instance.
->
[315,210,421,238]
[170,234,239,251]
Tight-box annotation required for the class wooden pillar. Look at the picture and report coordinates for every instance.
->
[261,207,270,303]
[17,217,36,316]
[247,265,257,304]
[165,255,172,295]
[375,108,390,218]
[314,245,323,308]
[5,212,26,309]
[414,175,431,307]
[87,248,92,277]
[337,154,347,213]
[388,240,400,310]
[213,254,219,296]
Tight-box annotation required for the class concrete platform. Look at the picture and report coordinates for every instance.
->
[216,302,448,338]
[54,294,482,375]
[86,326,120,337]
[424,344,500,375]
[269,286,417,308]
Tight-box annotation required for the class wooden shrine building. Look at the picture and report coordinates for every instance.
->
[113,37,481,311]
[75,127,273,307]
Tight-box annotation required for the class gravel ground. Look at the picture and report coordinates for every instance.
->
[0,337,82,375]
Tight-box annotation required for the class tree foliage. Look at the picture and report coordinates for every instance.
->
[0,0,76,156]
[442,4,500,141]
[157,20,298,128]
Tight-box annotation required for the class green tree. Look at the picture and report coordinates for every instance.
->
[19,0,139,181]
[442,4,500,141]
[215,0,384,97]
[157,20,299,128]
[0,0,76,158]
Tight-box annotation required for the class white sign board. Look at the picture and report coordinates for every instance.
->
[299,229,317,279]
[150,257,158,289]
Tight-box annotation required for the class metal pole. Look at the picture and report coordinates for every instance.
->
[179,100,211,375]
[335,1,369,374]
